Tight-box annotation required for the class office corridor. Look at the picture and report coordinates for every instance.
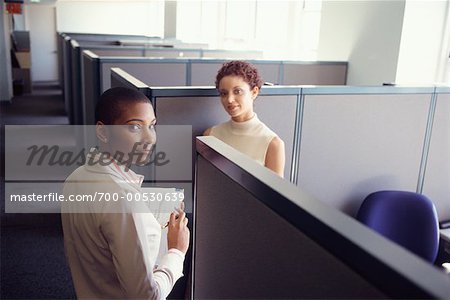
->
[0,83,75,299]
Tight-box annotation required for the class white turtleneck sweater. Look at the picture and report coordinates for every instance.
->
[209,114,277,165]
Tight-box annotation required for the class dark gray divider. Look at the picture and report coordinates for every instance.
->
[62,35,73,124]
[194,136,450,299]
[70,40,82,125]
[82,50,100,125]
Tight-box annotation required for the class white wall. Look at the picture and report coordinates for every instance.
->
[55,1,164,37]
[317,0,405,85]
[396,1,449,85]
[27,4,58,82]
[1,5,13,102]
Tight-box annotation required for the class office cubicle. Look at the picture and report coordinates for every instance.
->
[111,67,299,181]
[79,52,347,125]
[61,32,266,124]
[193,136,450,298]
[111,68,450,224]
[296,86,442,217]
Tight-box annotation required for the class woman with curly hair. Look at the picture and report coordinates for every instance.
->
[204,60,285,177]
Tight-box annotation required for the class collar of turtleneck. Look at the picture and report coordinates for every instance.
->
[229,113,260,134]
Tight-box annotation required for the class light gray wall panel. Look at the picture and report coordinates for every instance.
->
[101,62,186,91]
[191,62,280,86]
[201,50,263,59]
[255,95,297,179]
[155,96,227,136]
[93,49,144,57]
[297,94,431,216]
[145,49,201,58]
[252,63,280,85]
[283,63,347,85]
[190,63,223,86]
[422,93,450,221]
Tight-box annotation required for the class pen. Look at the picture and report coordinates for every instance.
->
[162,202,184,229]
[162,215,179,229]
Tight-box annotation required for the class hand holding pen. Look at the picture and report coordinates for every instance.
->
[166,202,190,254]
[162,202,185,229]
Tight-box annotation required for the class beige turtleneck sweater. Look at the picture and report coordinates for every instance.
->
[209,114,277,165]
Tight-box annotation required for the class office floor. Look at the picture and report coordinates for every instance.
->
[1,82,76,299]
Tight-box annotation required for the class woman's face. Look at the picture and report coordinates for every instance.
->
[104,102,157,166]
[218,75,259,122]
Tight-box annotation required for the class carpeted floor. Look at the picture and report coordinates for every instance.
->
[1,82,76,299]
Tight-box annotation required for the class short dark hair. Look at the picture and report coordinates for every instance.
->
[215,60,263,90]
[95,87,151,124]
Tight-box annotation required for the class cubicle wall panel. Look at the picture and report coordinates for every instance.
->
[190,63,223,86]
[70,45,81,125]
[62,37,73,120]
[92,49,144,57]
[297,94,430,216]
[194,156,385,298]
[155,96,227,136]
[252,63,280,85]
[422,93,450,221]
[101,62,187,91]
[145,49,201,58]
[191,62,280,86]
[201,50,264,59]
[82,55,99,125]
[283,63,347,85]
[155,95,296,179]
[255,95,297,179]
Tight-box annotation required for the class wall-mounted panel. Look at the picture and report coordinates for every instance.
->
[252,63,280,85]
[145,49,201,58]
[191,62,280,86]
[422,93,450,220]
[190,62,223,86]
[297,93,431,217]
[201,50,263,59]
[92,49,144,57]
[283,63,347,85]
[255,95,297,179]
[155,96,227,136]
[101,62,187,91]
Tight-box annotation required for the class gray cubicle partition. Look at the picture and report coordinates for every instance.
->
[194,136,450,299]
[111,68,450,223]
[130,81,298,181]
[63,33,265,124]
[101,57,347,94]
[82,50,100,126]
[282,61,348,85]
[422,87,450,221]
[80,55,346,124]
[296,87,437,217]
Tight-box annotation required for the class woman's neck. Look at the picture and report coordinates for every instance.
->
[231,112,255,123]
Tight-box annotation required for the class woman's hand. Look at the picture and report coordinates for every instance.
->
[167,206,190,254]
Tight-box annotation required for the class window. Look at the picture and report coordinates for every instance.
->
[176,0,323,60]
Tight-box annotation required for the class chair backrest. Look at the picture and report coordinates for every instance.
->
[356,190,439,263]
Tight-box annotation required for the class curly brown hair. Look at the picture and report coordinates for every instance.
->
[215,60,263,90]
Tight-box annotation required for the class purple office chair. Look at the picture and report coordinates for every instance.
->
[356,190,439,263]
